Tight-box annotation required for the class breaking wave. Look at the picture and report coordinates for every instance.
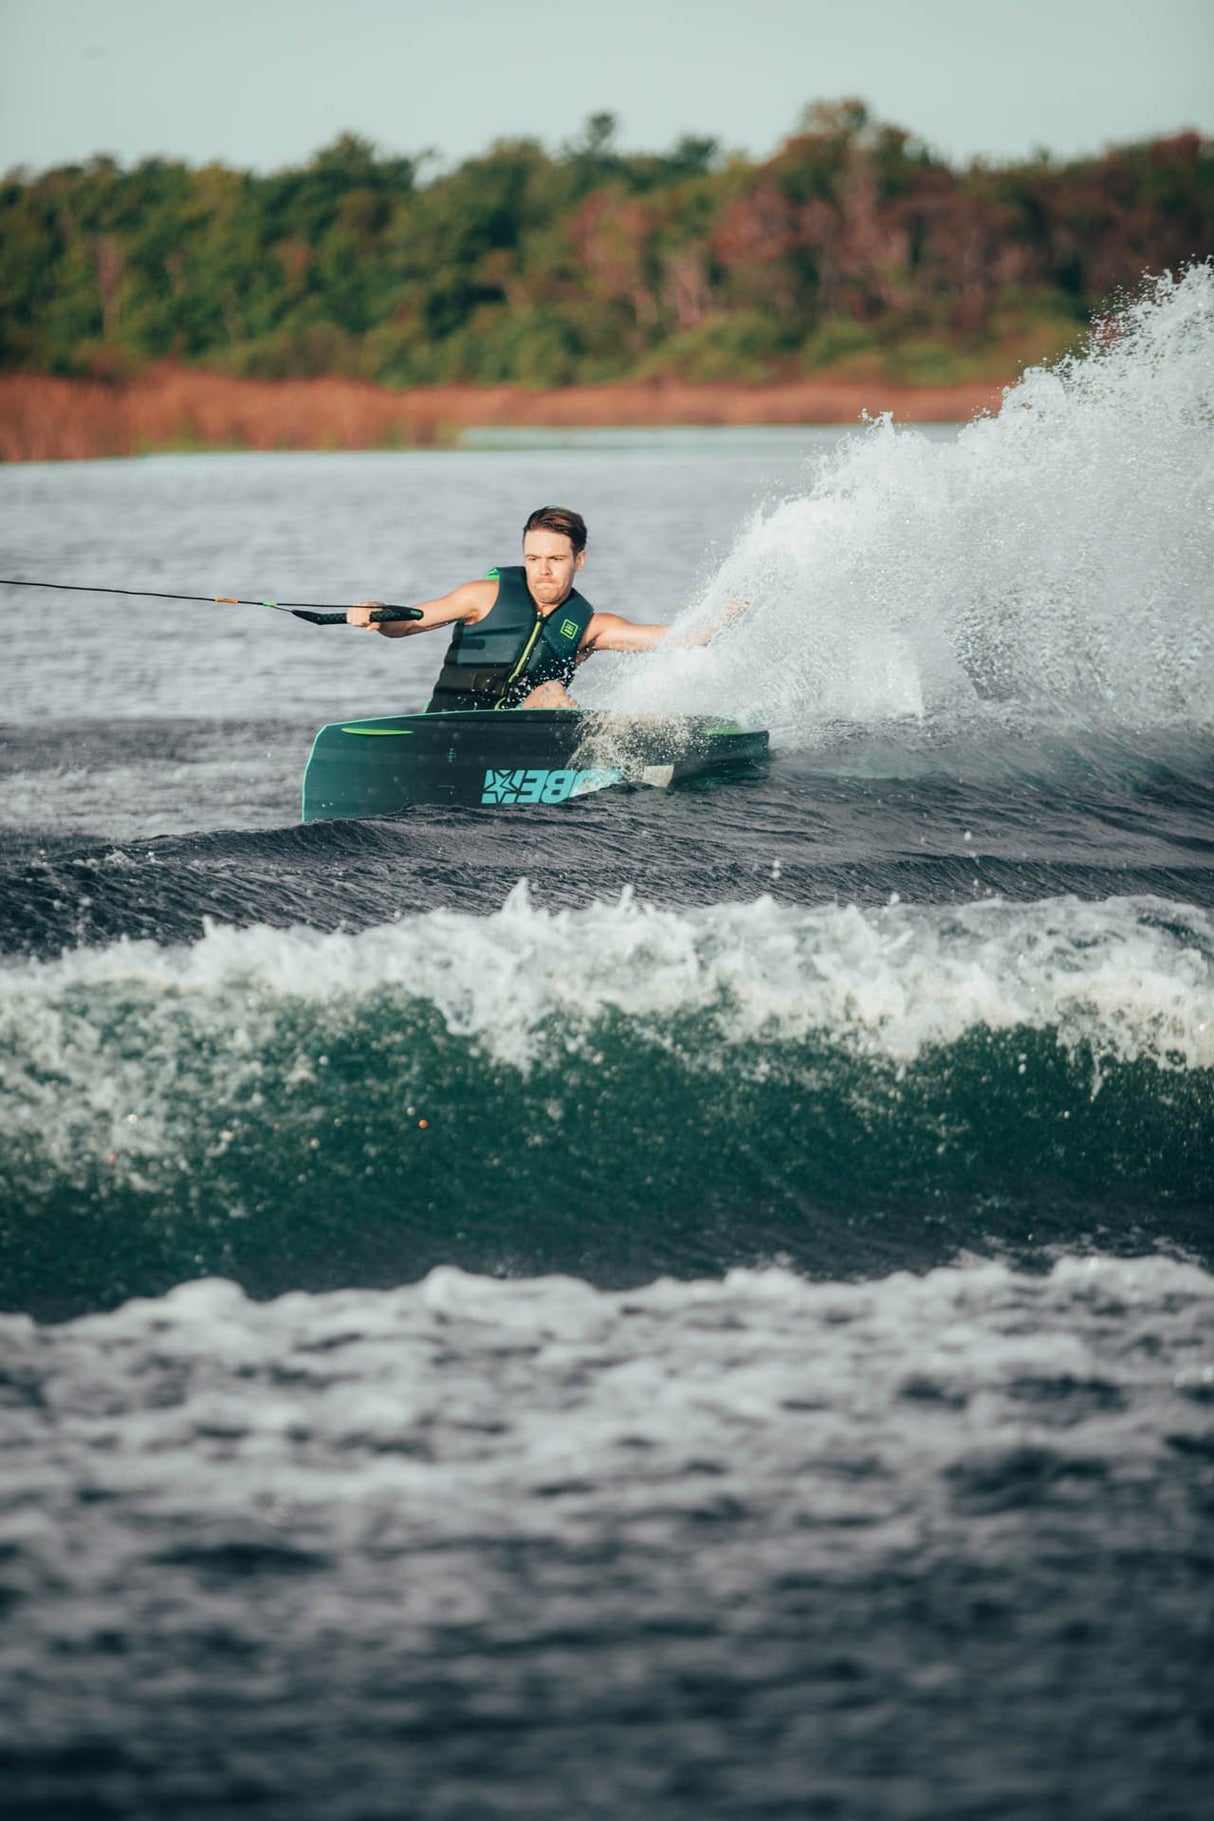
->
[2,887,1211,1315]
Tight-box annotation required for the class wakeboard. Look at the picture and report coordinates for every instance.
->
[301,709,768,822]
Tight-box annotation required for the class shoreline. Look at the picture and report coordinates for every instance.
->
[0,367,1011,462]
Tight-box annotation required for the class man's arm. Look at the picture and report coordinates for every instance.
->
[581,613,669,654]
[347,578,496,637]
[582,599,747,655]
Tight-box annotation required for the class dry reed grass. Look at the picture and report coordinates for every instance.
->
[0,365,1009,463]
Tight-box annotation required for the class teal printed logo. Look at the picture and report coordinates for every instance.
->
[481,767,623,805]
[559,617,579,641]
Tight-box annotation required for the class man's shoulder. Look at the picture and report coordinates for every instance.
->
[451,575,500,621]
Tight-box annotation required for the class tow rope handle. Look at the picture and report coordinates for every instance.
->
[251,605,425,627]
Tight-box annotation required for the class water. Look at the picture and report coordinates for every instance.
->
[1,267,1212,1818]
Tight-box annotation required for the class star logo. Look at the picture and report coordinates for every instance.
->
[481,769,521,804]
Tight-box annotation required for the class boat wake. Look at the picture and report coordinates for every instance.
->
[3,886,1211,1315]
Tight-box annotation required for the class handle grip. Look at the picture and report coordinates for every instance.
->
[290,604,424,626]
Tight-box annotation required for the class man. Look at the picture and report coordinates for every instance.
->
[346,504,724,712]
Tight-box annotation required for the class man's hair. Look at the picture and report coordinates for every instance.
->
[523,506,587,555]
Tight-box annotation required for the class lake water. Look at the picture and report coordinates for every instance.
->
[1,269,1211,1819]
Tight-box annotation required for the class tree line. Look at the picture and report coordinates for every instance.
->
[2,101,1210,388]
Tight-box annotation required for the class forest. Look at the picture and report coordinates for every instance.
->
[1,100,1211,391]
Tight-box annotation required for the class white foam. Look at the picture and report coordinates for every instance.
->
[590,266,1214,741]
[3,1255,1210,1549]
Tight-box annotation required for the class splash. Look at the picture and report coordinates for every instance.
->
[590,267,1214,743]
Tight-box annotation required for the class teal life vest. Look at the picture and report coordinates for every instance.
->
[427,565,594,712]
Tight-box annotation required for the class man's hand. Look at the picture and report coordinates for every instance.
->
[675,597,751,648]
[346,600,387,631]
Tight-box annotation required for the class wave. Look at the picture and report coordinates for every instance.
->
[2,888,1210,1315]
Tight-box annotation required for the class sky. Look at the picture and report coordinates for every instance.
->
[1,0,1211,178]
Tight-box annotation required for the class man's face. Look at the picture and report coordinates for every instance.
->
[523,530,584,609]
